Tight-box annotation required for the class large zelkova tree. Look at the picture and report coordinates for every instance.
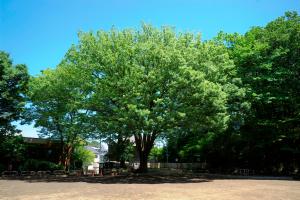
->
[27,66,96,170]
[62,25,243,172]
[0,51,29,168]
[220,11,300,172]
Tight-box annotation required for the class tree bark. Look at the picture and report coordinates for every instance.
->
[137,149,150,173]
[120,158,126,168]
[64,145,73,172]
[135,132,156,173]
[58,143,65,167]
[117,136,127,168]
[59,144,72,171]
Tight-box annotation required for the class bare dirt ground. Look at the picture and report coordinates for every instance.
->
[0,175,299,200]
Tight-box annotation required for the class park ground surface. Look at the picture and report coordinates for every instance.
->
[0,175,299,200]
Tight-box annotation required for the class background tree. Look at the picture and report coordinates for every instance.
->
[0,135,27,171]
[0,51,29,169]
[63,25,242,172]
[0,51,29,136]
[149,146,164,162]
[72,144,95,170]
[106,136,134,167]
[209,11,300,174]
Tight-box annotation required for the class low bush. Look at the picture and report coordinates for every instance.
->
[0,163,5,173]
[19,159,63,171]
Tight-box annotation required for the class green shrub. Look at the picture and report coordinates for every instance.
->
[72,146,94,167]
[19,159,39,171]
[0,163,5,173]
[19,159,63,171]
[38,161,63,171]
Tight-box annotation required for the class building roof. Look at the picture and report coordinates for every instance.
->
[23,137,60,144]
[85,145,107,155]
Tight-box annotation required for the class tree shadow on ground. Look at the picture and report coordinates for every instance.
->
[1,174,212,184]
[2,173,296,184]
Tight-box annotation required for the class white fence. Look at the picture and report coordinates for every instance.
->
[147,162,207,170]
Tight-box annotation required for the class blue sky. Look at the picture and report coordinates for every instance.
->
[1,0,299,137]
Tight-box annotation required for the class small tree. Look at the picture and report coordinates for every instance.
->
[72,145,95,169]
[27,67,96,171]
[149,147,164,162]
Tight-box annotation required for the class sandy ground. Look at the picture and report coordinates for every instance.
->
[0,175,299,200]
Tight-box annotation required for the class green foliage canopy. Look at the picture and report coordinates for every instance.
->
[0,51,29,136]
[62,25,242,171]
[181,11,300,173]
[27,66,96,170]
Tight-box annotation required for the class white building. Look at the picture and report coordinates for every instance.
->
[85,144,108,174]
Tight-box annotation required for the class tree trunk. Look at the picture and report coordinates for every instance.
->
[120,158,126,168]
[117,136,127,168]
[137,149,150,173]
[59,144,72,171]
[64,145,72,171]
[58,145,65,167]
[134,133,156,173]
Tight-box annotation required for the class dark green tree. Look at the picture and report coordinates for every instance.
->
[0,51,29,137]
[106,136,135,167]
[216,11,300,174]
[0,51,29,169]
